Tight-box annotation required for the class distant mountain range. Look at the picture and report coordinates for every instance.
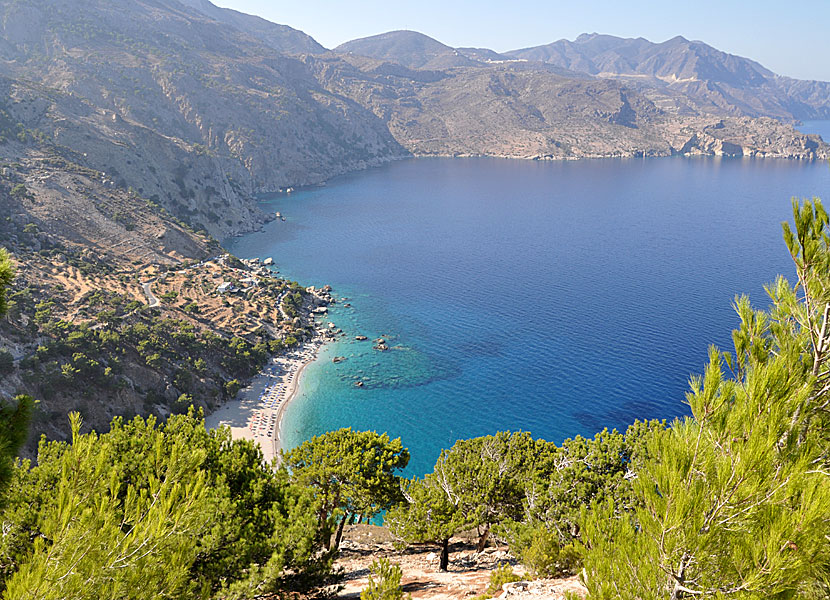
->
[0,0,827,242]
[337,30,830,121]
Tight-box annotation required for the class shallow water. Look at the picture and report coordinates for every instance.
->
[228,152,830,476]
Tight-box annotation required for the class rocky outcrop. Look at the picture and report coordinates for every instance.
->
[336,525,589,600]
[670,117,825,158]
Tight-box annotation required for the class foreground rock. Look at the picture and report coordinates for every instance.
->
[335,525,587,600]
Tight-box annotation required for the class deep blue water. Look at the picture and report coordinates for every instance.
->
[227,154,830,477]
[799,120,830,140]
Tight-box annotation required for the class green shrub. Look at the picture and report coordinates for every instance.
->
[10,184,28,199]
[224,378,242,397]
[515,527,580,579]
[360,558,410,600]
[471,564,523,600]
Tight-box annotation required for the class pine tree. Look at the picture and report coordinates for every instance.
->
[385,473,467,571]
[579,198,830,598]
[283,427,410,550]
[4,413,210,600]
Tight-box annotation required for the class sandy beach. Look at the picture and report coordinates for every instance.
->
[204,335,326,464]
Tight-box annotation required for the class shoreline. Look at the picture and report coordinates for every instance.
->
[273,345,320,460]
[204,333,329,465]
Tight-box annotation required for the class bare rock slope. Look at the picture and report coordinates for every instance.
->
[0,0,407,238]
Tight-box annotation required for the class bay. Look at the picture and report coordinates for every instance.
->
[227,153,830,476]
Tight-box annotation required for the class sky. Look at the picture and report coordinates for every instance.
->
[214,0,830,81]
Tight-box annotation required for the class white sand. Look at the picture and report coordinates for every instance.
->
[204,336,325,464]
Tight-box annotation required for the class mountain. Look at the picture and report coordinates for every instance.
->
[506,33,830,120]
[507,34,772,84]
[0,0,405,238]
[315,54,825,160]
[174,0,326,54]
[335,30,480,69]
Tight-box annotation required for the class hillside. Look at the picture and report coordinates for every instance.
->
[0,0,406,239]
[0,75,331,454]
[335,30,480,70]
[506,33,830,120]
[313,53,827,160]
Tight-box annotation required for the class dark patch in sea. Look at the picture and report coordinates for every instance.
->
[334,345,461,391]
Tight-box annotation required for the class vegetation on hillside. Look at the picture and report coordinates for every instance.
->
[0,249,32,505]
[0,199,828,599]
[579,199,830,598]
[0,410,335,599]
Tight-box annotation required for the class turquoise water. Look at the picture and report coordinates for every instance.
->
[227,154,830,477]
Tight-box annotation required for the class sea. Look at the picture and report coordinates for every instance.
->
[226,121,830,477]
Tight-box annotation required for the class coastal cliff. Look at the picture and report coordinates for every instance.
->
[0,0,827,242]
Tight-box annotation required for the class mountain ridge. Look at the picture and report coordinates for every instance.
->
[335,29,830,121]
[504,33,830,120]
[174,0,327,54]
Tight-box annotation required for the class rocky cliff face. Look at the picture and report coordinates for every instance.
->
[0,0,407,238]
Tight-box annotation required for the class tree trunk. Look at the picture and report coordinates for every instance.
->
[439,538,450,572]
[332,512,349,551]
[323,490,341,550]
[320,507,332,549]
[476,523,490,553]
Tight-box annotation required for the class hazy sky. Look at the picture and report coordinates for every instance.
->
[214,0,830,81]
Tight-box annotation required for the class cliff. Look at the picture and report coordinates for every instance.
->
[0,2,827,240]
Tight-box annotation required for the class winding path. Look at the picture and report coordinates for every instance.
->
[141,281,160,307]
